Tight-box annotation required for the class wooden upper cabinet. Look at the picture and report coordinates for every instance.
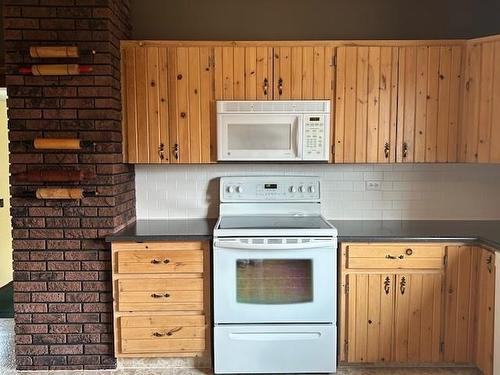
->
[168,47,215,163]
[121,46,169,164]
[334,46,398,163]
[273,46,334,100]
[214,46,273,100]
[397,46,463,163]
[121,45,215,164]
[460,38,500,163]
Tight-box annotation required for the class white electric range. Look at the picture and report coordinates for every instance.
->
[213,176,338,374]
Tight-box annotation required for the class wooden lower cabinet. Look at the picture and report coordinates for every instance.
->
[111,240,210,358]
[340,242,495,374]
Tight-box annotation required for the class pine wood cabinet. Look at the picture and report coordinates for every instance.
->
[121,45,215,164]
[334,45,463,163]
[111,240,211,358]
[340,242,495,373]
[459,37,500,163]
[214,46,335,101]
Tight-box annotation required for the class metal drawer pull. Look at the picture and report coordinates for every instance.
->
[385,254,404,260]
[405,248,413,256]
[151,259,162,264]
[163,259,170,264]
[150,293,170,298]
[384,276,391,295]
[152,327,182,338]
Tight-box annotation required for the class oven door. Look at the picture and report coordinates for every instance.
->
[217,114,302,161]
[213,238,336,323]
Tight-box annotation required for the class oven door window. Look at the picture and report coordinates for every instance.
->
[236,259,313,304]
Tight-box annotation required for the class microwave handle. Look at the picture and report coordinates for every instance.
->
[294,116,302,158]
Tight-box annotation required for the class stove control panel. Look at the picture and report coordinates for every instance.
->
[221,176,321,202]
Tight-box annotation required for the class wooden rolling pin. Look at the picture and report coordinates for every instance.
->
[19,64,92,76]
[15,169,93,183]
[29,46,79,58]
[34,188,96,200]
[33,138,93,150]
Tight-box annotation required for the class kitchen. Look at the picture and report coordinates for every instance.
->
[1,0,500,374]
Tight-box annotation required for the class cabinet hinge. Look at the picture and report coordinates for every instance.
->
[440,341,445,353]
[208,55,215,68]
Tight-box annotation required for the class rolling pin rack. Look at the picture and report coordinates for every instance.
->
[17,45,98,200]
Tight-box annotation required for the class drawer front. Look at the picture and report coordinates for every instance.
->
[118,278,204,312]
[346,244,444,269]
[120,315,205,354]
[117,250,204,274]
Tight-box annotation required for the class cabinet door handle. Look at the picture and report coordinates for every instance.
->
[263,78,269,96]
[402,142,409,158]
[384,142,390,159]
[151,293,163,298]
[152,331,165,337]
[173,143,179,160]
[158,143,165,161]
[278,78,283,96]
[487,255,493,273]
[384,276,391,295]
[163,259,170,264]
[399,276,407,295]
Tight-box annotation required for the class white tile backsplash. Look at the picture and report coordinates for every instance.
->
[135,164,500,220]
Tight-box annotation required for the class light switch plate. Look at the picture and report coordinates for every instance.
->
[366,181,382,191]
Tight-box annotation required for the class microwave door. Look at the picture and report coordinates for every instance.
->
[218,114,302,161]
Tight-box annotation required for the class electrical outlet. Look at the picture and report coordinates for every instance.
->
[366,181,382,191]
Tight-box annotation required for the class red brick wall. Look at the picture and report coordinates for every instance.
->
[4,0,134,370]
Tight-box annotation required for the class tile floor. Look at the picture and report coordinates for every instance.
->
[0,319,482,375]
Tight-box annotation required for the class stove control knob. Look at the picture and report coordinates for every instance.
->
[289,186,297,193]
[227,185,234,193]
[236,186,243,193]
[298,185,305,193]
[308,186,316,193]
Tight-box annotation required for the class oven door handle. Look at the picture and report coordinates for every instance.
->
[229,332,321,341]
[214,240,332,250]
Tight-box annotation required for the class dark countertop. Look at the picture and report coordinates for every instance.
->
[107,219,217,241]
[107,219,500,250]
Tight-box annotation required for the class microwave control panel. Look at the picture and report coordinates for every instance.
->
[303,115,328,159]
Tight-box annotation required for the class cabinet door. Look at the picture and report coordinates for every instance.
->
[168,47,215,163]
[214,46,273,100]
[121,46,170,163]
[443,246,478,363]
[346,273,394,362]
[394,273,443,362]
[334,46,398,163]
[396,46,463,163]
[475,250,495,375]
[460,39,500,163]
[273,46,334,100]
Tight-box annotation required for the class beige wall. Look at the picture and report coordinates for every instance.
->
[0,88,12,287]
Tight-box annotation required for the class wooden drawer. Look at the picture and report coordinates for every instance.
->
[116,249,203,274]
[119,315,205,354]
[346,244,444,269]
[117,278,203,312]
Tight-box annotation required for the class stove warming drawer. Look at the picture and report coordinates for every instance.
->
[214,324,336,374]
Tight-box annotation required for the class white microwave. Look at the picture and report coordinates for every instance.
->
[217,100,330,161]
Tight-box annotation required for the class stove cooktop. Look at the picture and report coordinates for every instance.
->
[218,215,333,230]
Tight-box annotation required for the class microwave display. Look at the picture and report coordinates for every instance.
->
[309,117,320,121]
[264,184,278,189]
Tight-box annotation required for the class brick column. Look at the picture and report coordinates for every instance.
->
[4,0,135,370]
